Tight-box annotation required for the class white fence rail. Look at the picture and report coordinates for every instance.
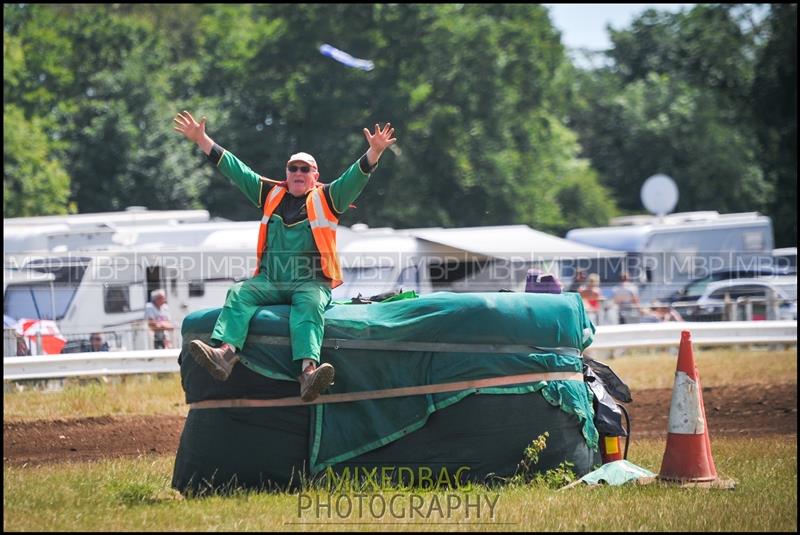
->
[588,320,797,350]
[4,349,181,381]
[3,321,796,382]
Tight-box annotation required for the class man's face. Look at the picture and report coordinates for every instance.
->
[154,295,166,308]
[91,336,103,349]
[285,161,319,197]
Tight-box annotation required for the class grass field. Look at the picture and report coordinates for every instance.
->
[3,346,798,531]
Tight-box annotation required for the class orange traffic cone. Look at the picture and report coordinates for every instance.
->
[658,330,719,483]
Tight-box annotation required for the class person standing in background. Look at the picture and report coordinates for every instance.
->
[145,289,174,349]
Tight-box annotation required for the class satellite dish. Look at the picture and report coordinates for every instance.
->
[641,174,678,216]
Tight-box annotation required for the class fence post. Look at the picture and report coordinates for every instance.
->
[766,289,779,321]
[4,328,17,357]
[743,298,753,321]
[723,293,737,321]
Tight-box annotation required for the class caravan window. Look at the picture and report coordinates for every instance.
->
[708,284,770,301]
[103,284,131,313]
[397,265,420,292]
[26,258,89,285]
[4,283,75,321]
[7,257,89,320]
[428,258,481,287]
[188,280,205,297]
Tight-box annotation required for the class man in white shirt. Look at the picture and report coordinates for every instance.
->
[145,289,174,349]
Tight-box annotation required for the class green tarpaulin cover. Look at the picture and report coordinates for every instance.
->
[178,292,599,479]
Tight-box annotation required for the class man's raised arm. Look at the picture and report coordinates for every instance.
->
[173,110,264,207]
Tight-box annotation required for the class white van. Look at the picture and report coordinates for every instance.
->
[673,275,797,321]
[566,211,774,303]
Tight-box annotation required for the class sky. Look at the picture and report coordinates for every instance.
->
[544,4,696,57]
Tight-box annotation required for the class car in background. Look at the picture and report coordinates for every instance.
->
[773,247,797,274]
[673,276,797,322]
[665,265,793,304]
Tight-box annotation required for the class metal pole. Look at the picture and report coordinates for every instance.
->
[36,323,42,356]
[743,298,753,322]
[766,289,778,320]
[50,281,56,321]
[723,293,735,321]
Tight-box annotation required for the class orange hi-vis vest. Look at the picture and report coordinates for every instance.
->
[254,184,343,288]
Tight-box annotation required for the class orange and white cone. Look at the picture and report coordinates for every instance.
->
[658,330,718,482]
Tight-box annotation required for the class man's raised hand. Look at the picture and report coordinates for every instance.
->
[363,122,397,155]
[173,111,207,144]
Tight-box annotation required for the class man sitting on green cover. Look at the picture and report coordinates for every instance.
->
[173,111,396,402]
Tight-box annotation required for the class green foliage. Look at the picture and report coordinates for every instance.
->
[3,104,74,216]
[3,4,617,232]
[505,431,578,489]
[570,4,794,244]
[518,431,549,473]
[750,4,797,247]
[3,3,794,245]
[532,461,577,489]
[569,71,771,214]
[108,480,162,506]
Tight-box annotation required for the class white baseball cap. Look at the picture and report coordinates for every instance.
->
[287,152,318,170]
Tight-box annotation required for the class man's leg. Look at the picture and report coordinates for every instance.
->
[211,272,283,350]
[291,281,334,401]
[191,273,283,380]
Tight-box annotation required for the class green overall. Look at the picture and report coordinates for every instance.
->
[208,148,373,366]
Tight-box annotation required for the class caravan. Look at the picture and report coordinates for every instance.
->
[3,248,246,353]
[333,224,623,300]
[3,209,266,353]
[565,211,775,303]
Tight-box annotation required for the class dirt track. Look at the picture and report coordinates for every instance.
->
[4,383,796,466]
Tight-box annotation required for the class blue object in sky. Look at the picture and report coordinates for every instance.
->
[319,44,374,71]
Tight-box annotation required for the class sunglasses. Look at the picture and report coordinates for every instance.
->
[287,165,312,173]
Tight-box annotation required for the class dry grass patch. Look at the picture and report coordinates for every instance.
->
[594,346,796,390]
[3,374,187,422]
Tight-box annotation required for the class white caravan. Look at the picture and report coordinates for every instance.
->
[3,207,213,254]
[565,211,775,303]
[333,224,624,300]
[3,210,264,353]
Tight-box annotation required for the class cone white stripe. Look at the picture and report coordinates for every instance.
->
[667,371,705,434]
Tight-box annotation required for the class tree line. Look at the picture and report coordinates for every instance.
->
[3,4,795,245]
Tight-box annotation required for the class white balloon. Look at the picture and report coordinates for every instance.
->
[641,174,679,216]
